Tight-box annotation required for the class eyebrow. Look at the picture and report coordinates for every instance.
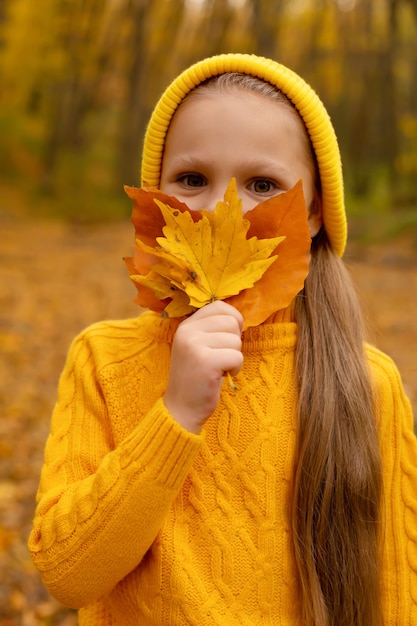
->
[238,158,292,178]
[169,155,292,179]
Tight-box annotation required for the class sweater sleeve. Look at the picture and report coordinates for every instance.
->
[369,347,417,624]
[28,328,203,609]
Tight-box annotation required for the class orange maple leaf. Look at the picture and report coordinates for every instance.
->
[124,179,311,328]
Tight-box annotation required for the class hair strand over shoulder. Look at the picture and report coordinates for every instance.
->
[293,229,383,626]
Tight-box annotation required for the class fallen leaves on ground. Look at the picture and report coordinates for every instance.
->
[0,212,415,625]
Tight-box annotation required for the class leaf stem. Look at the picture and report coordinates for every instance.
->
[226,371,239,392]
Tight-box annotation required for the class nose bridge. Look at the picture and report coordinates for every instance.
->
[204,181,230,213]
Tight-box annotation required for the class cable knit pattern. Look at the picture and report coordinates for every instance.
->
[28,312,417,625]
[366,345,417,625]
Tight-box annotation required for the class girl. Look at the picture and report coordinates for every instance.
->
[28,54,417,625]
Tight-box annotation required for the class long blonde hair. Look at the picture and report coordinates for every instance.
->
[186,74,383,625]
[294,229,382,625]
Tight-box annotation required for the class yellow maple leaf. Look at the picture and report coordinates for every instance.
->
[124,178,311,328]
[133,179,284,314]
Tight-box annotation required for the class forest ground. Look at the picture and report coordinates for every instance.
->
[0,211,416,625]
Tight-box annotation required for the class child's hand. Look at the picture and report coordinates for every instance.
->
[164,301,244,434]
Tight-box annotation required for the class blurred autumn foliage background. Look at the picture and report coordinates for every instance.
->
[1,0,417,223]
[0,0,416,624]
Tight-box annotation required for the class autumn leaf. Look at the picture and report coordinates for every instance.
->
[139,183,283,308]
[124,178,311,328]
[226,181,311,327]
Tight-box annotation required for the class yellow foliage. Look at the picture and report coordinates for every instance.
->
[135,179,284,313]
[125,178,311,328]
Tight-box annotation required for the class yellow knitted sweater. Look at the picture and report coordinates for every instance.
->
[29,312,417,625]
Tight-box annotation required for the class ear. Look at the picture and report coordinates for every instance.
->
[308,194,323,238]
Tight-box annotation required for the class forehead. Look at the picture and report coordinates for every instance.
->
[166,88,304,143]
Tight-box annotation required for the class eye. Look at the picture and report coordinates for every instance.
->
[178,173,207,188]
[250,179,277,194]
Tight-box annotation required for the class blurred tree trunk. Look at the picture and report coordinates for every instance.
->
[251,0,285,59]
[385,0,417,205]
[202,0,234,57]
[407,0,417,20]
[116,0,151,188]
[344,0,376,196]
[380,0,399,192]
[42,0,119,191]
[0,0,7,33]
[116,0,185,188]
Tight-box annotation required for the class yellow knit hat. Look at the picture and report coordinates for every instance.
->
[141,53,347,257]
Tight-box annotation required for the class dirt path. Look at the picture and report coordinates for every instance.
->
[0,215,416,624]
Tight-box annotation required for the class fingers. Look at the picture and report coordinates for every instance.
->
[183,301,243,332]
[164,302,244,433]
[219,348,244,377]
[202,331,242,350]
[171,303,243,376]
